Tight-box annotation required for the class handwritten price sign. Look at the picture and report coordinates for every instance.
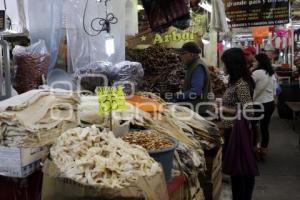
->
[96,86,127,113]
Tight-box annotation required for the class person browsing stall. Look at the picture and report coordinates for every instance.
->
[252,53,276,160]
[177,42,212,116]
[220,48,258,200]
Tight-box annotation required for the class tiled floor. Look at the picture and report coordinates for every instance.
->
[220,112,300,200]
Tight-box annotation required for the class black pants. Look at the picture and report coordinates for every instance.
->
[231,175,255,200]
[260,101,275,148]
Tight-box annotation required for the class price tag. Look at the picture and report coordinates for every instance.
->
[96,86,127,113]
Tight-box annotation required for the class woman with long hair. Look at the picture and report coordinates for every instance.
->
[220,48,258,200]
[252,53,276,160]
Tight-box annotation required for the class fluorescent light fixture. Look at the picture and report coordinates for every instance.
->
[105,34,115,56]
[137,5,144,11]
[202,32,210,44]
[202,38,210,44]
[199,2,212,13]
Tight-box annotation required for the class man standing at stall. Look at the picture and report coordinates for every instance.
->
[177,42,213,116]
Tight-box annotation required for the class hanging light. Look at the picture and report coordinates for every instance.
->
[202,32,210,44]
[105,33,115,56]
[83,0,118,57]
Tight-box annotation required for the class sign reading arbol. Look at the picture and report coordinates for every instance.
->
[225,0,290,28]
[153,31,195,44]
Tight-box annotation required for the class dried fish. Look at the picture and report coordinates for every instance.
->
[122,131,173,151]
[0,89,79,147]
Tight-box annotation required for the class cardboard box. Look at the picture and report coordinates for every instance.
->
[0,146,48,177]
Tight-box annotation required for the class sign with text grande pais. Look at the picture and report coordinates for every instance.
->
[225,0,290,28]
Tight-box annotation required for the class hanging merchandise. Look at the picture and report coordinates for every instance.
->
[254,37,263,45]
[66,0,125,71]
[141,0,191,32]
[26,0,64,70]
[275,27,288,50]
[211,0,229,33]
[125,0,138,36]
[217,42,224,52]
[252,26,269,39]
[252,26,269,45]
[204,30,218,66]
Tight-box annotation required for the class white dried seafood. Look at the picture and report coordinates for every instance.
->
[0,89,79,147]
[50,126,161,189]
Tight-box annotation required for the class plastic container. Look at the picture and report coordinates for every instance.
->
[148,137,178,182]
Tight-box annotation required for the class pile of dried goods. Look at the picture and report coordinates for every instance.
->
[13,40,50,94]
[209,71,226,98]
[50,126,161,189]
[122,131,173,151]
[0,89,79,147]
[126,46,185,98]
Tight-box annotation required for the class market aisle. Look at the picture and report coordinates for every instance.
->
[253,112,300,200]
[220,112,300,200]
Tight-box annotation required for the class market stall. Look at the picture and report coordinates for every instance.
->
[0,0,229,200]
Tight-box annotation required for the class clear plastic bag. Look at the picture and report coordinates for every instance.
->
[110,61,144,95]
[26,0,64,70]
[13,40,50,94]
[65,0,126,72]
[74,61,112,92]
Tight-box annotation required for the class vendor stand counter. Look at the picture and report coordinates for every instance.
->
[0,171,43,200]
[199,146,222,200]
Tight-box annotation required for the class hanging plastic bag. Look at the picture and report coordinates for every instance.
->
[65,0,125,72]
[13,40,50,94]
[26,0,64,70]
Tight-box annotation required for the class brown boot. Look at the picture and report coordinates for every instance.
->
[260,148,268,161]
[254,147,261,161]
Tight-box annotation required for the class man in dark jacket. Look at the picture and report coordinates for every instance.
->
[177,42,213,116]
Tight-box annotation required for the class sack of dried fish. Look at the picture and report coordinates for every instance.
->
[50,126,162,189]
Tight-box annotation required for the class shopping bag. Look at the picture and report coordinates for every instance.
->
[223,115,259,176]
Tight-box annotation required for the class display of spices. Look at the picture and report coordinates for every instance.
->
[126,46,185,99]
[122,131,173,151]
